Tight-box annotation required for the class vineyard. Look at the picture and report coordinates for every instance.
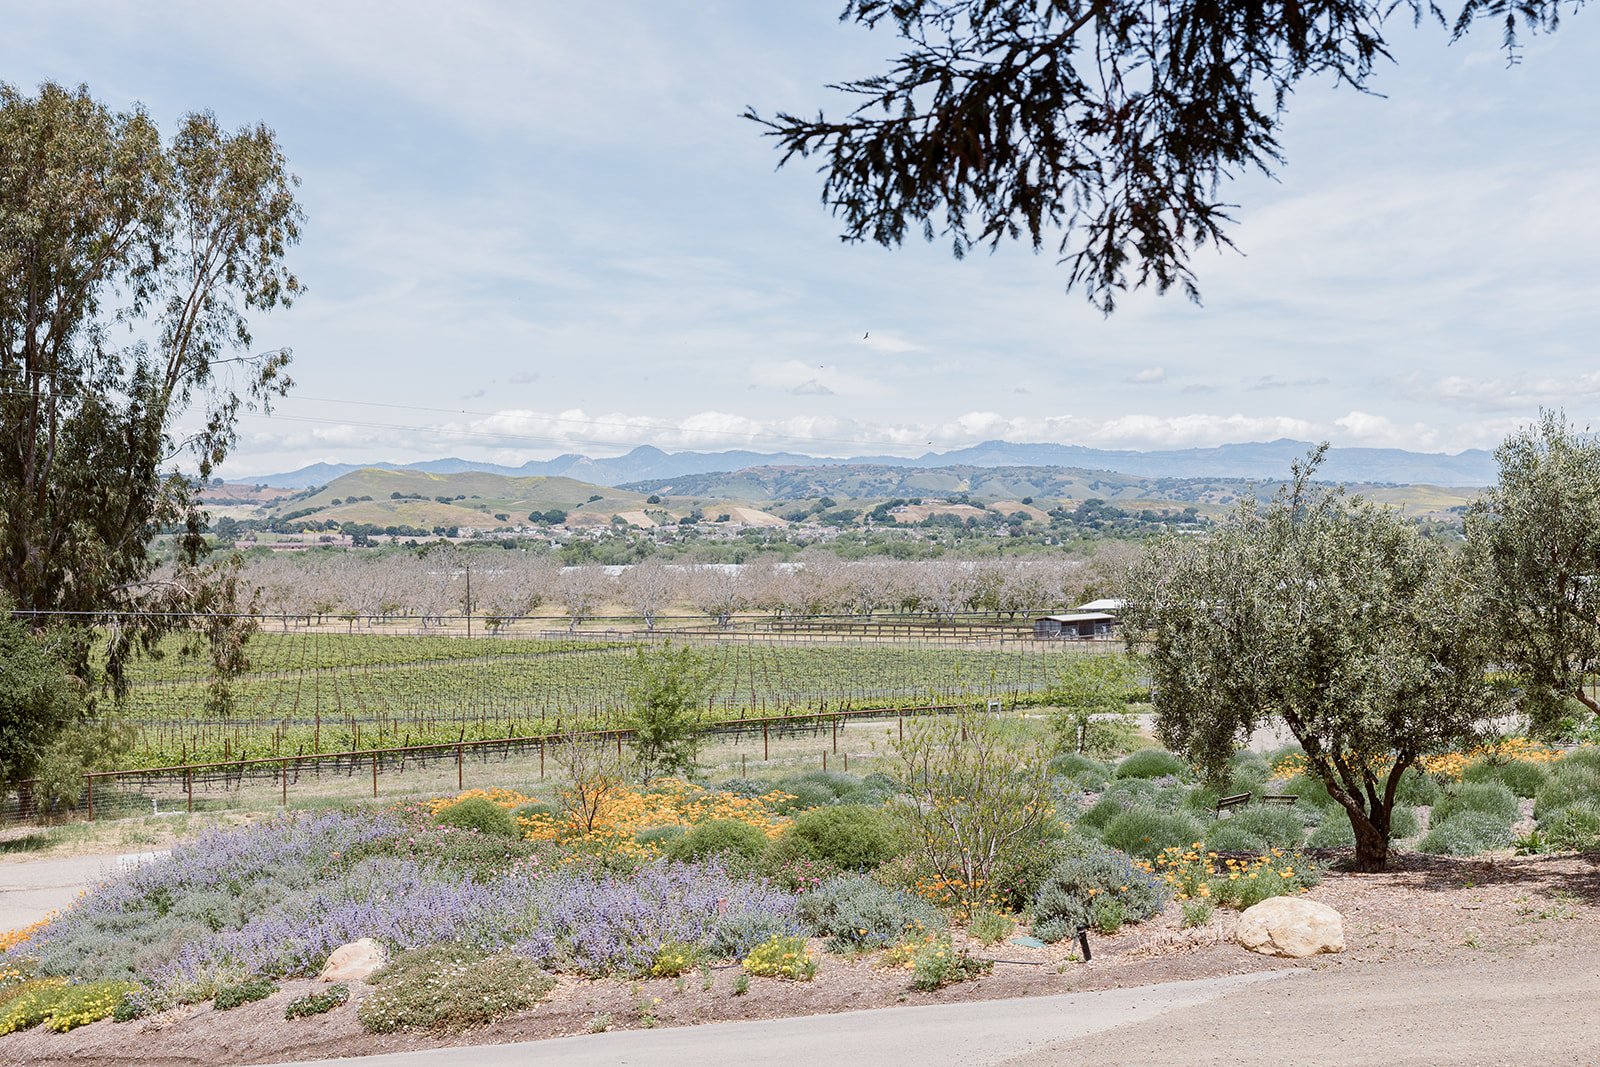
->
[109,626,1098,769]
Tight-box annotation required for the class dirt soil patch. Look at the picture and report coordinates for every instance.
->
[4,852,1597,1067]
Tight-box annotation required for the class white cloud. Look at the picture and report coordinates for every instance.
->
[1129,367,1167,384]
[1423,371,1600,413]
[788,379,835,396]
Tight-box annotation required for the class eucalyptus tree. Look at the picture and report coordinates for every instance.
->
[751,0,1575,308]
[1465,411,1600,730]
[1124,448,1503,870]
[0,82,302,674]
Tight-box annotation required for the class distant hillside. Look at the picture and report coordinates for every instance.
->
[623,464,1479,519]
[240,438,1498,489]
[267,468,649,529]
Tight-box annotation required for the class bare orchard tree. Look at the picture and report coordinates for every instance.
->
[618,557,676,631]
[551,729,635,834]
[556,565,614,634]
[475,553,556,632]
[688,565,746,629]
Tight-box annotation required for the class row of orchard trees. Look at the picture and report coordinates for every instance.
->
[1125,413,1600,872]
[234,550,1133,631]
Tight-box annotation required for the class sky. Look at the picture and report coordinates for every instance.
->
[5,1,1597,476]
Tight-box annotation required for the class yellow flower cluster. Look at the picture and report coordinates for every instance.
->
[1270,737,1565,787]
[1143,843,1304,903]
[431,779,793,858]
[912,874,1001,921]
[742,935,816,981]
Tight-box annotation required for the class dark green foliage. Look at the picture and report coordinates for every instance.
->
[285,984,348,1020]
[748,1,1568,310]
[1029,839,1168,943]
[1463,759,1549,798]
[1203,807,1306,852]
[434,797,520,839]
[511,801,557,821]
[1114,749,1186,780]
[1279,773,1334,809]
[1420,812,1515,856]
[359,950,553,1033]
[664,820,768,867]
[1099,806,1203,860]
[1431,782,1519,826]
[766,804,901,871]
[796,874,946,951]
[213,977,275,1011]
[988,834,1073,912]
[0,607,87,790]
[623,643,713,780]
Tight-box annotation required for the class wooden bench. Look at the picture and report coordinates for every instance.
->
[1260,794,1299,806]
[1215,792,1251,818]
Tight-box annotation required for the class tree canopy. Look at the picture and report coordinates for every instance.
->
[1123,447,1503,870]
[749,0,1578,309]
[0,82,301,681]
[1466,410,1600,730]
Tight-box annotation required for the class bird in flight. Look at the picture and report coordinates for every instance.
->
[863,332,869,339]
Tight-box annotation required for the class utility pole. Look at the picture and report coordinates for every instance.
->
[464,561,473,638]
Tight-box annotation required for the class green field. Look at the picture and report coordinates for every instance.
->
[112,631,1085,768]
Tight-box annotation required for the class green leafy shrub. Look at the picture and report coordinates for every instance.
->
[664,820,769,868]
[797,874,946,951]
[988,834,1073,912]
[1534,765,1600,819]
[1431,781,1519,825]
[742,935,815,981]
[1114,749,1186,780]
[634,824,687,849]
[1420,811,1515,856]
[213,977,275,1011]
[359,950,554,1033]
[435,796,520,838]
[1181,898,1215,927]
[765,854,843,893]
[1277,773,1333,809]
[1463,759,1549,799]
[1536,802,1600,852]
[908,935,991,990]
[1029,840,1168,942]
[1090,896,1128,934]
[41,981,138,1032]
[1100,806,1204,860]
[1203,807,1307,851]
[767,804,901,871]
[966,909,1016,945]
[511,801,557,821]
[285,984,349,1020]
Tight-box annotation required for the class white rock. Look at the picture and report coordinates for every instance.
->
[1235,896,1345,958]
[319,938,388,983]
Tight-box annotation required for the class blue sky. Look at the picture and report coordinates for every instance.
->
[5,2,1597,475]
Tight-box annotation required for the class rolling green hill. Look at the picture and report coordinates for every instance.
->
[269,469,650,529]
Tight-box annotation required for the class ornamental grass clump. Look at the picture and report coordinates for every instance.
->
[1420,811,1515,856]
[796,874,946,952]
[1462,758,1549,799]
[1114,749,1187,780]
[1050,753,1110,790]
[741,935,815,981]
[1202,807,1307,852]
[1430,782,1519,826]
[1534,765,1600,820]
[1100,806,1204,860]
[1028,841,1168,943]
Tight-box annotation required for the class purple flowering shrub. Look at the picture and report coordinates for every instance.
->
[11,812,801,994]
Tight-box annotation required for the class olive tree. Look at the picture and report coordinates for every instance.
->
[1123,447,1503,871]
[1465,411,1600,731]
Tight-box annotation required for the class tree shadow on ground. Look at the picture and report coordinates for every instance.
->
[1321,849,1600,907]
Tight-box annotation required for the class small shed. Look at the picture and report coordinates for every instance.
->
[1074,597,1126,614]
[1033,612,1118,639]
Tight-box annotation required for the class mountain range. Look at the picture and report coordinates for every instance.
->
[239,438,1498,490]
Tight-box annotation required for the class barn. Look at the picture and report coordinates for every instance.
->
[1032,611,1118,639]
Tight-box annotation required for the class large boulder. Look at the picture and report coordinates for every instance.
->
[319,938,388,983]
[1235,896,1345,958]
